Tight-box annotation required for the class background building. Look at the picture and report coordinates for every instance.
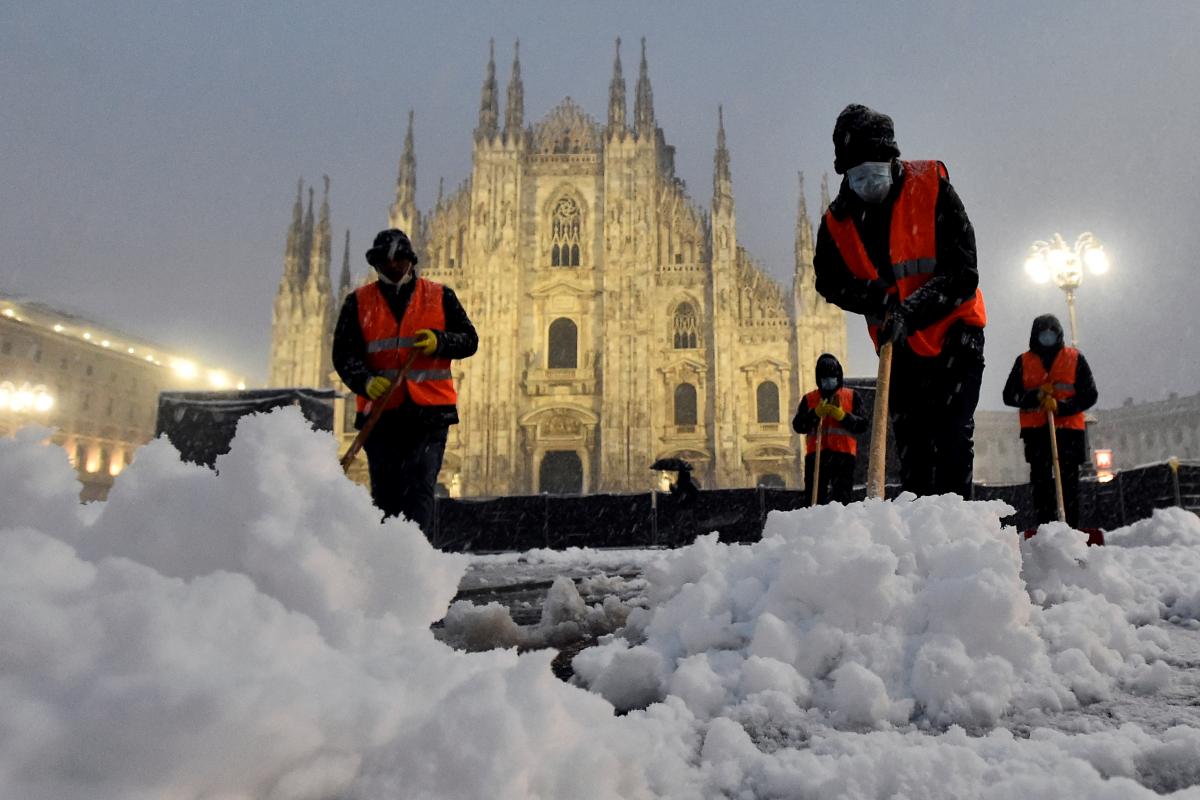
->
[269,39,847,496]
[973,393,1200,485]
[0,295,245,500]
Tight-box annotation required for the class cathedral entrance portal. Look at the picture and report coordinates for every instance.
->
[539,450,583,495]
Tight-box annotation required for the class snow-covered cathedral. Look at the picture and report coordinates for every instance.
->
[268,39,846,496]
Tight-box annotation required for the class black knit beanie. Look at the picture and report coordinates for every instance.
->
[833,104,901,174]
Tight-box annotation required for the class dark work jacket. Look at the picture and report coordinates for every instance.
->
[791,390,869,436]
[814,163,980,338]
[1001,347,1099,463]
[333,275,478,429]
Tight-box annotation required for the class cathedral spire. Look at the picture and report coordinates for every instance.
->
[634,37,655,136]
[298,185,315,283]
[820,172,832,213]
[338,229,352,298]
[795,171,814,256]
[309,175,332,294]
[283,178,305,284]
[390,110,418,232]
[475,38,500,141]
[713,105,734,215]
[437,176,445,209]
[608,37,626,133]
[504,39,524,140]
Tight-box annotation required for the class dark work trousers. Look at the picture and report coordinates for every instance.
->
[1029,455,1081,528]
[362,413,449,537]
[888,326,985,499]
[804,450,857,505]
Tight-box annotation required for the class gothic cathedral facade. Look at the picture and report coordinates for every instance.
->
[268,39,846,497]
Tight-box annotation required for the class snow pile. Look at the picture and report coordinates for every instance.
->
[574,495,1165,728]
[4,412,1200,799]
[0,410,697,800]
[1024,511,1200,625]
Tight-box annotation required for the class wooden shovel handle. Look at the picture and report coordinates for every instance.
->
[340,351,420,473]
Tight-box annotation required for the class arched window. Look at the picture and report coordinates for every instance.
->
[548,318,578,369]
[673,302,698,349]
[756,381,780,423]
[674,383,697,426]
[549,196,582,267]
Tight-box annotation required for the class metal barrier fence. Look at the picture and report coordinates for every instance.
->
[430,461,1200,552]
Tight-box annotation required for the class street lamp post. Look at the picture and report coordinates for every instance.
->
[1023,232,1110,347]
[1023,232,1111,477]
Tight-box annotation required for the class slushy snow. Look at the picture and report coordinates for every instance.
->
[2,408,1199,799]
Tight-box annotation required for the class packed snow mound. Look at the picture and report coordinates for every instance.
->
[574,495,1167,728]
[3,415,1199,799]
[1106,507,1200,548]
[0,411,698,800]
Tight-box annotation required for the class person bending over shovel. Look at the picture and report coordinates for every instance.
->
[814,104,987,499]
[333,228,477,537]
[1002,314,1098,528]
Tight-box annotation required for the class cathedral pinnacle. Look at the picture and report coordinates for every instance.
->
[389,111,418,232]
[795,171,814,260]
[608,37,626,133]
[820,172,832,213]
[339,229,352,298]
[713,105,733,214]
[634,37,655,136]
[309,175,332,294]
[284,178,305,283]
[476,39,500,141]
[504,40,524,140]
[299,185,315,283]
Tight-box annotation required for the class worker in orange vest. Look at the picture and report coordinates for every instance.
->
[1002,314,1098,527]
[814,104,986,499]
[792,353,867,504]
[333,229,477,536]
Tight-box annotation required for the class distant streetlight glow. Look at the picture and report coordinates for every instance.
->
[0,381,55,414]
[207,370,230,389]
[1023,232,1110,347]
[170,358,199,380]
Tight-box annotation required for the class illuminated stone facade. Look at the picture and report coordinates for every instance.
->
[271,40,847,496]
[0,296,244,500]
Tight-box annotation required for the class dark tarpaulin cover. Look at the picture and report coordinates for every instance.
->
[156,389,336,468]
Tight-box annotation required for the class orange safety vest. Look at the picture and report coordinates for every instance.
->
[823,160,987,357]
[354,278,457,414]
[1019,348,1086,430]
[804,387,858,456]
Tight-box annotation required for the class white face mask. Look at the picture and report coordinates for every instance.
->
[847,161,893,203]
[818,377,839,392]
[1037,330,1059,348]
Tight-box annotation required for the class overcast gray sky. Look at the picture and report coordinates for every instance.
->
[3,0,1198,409]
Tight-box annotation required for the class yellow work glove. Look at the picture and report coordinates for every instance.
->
[413,328,439,356]
[815,401,845,421]
[365,375,392,400]
[1037,383,1057,413]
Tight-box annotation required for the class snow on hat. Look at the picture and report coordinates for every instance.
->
[833,104,901,174]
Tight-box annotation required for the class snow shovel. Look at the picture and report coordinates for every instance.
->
[1045,408,1067,523]
[810,424,824,506]
[340,351,419,473]
[866,340,893,499]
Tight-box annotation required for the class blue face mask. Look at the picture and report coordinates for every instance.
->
[819,377,839,392]
[846,161,893,203]
[1037,330,1059,348]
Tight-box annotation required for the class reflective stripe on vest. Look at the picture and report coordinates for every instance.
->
[804,387,858,456]
[354,278,458,413]
[1018,347,1086,430]
[823,160,987,357]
